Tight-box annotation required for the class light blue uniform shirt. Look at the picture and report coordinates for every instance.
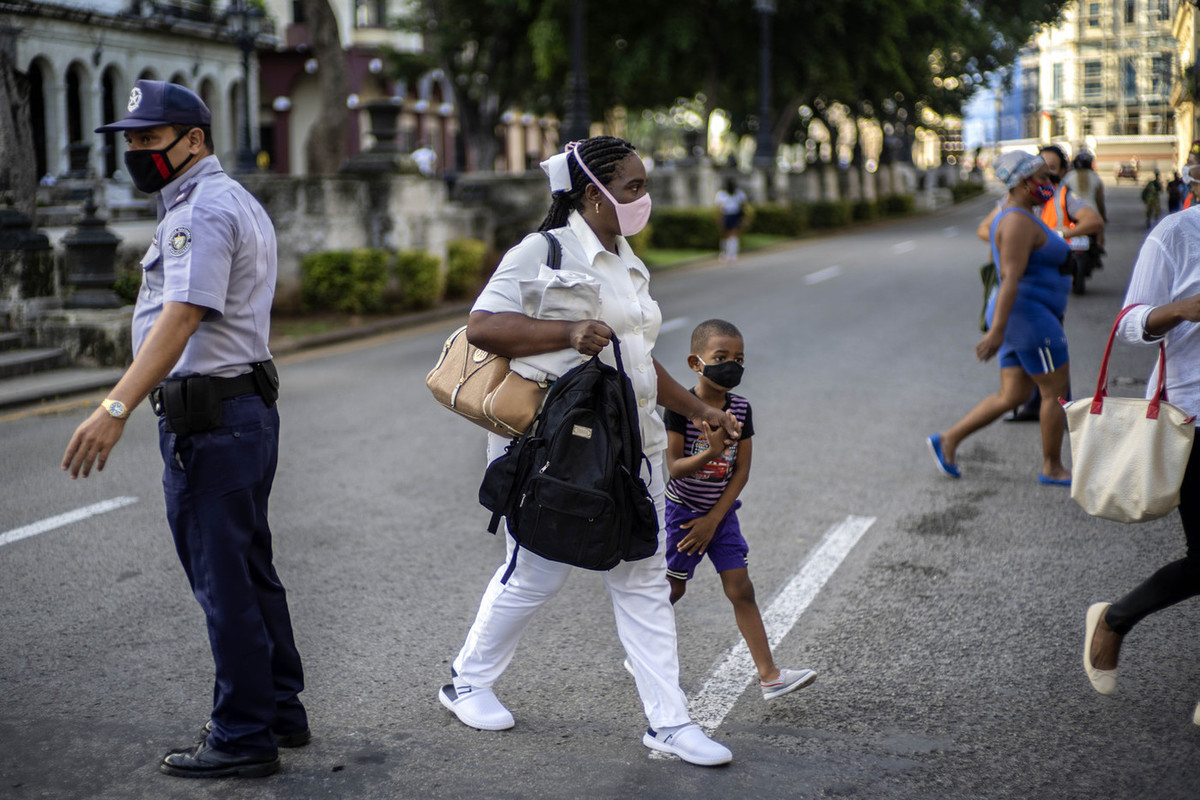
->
[132,155,276,379]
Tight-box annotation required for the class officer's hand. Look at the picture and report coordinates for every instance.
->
[62,407,127,479]
[567,320,613,357]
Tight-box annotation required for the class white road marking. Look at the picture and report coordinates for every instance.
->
[687,514,876,732]
[659,317,691,334]
[892,240,916,254]
[0,496,139,548]
[804,266,842,285]
[943,226,959,237]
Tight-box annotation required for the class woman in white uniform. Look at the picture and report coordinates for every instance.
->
[439,136,740,767]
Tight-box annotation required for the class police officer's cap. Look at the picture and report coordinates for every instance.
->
[95,80,211,133]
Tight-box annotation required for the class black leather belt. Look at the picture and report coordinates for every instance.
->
[149,371,261,417]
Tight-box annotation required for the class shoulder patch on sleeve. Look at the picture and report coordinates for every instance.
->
[166,226,193,256]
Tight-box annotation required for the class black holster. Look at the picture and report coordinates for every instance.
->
[152,361,279,436]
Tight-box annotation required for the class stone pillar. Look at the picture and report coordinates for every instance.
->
[62,193,123,309]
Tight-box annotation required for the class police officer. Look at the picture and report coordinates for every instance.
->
[61,80,309,778]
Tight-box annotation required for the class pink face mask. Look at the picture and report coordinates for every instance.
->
[571,147,652,237]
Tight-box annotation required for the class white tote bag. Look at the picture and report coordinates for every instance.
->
[1062,305,1196,523]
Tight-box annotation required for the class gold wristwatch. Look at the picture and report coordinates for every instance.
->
[101,398,131,419]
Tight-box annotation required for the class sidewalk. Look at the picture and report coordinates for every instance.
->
[0,301,472,413]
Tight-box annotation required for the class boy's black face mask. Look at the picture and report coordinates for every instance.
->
[700,360,744,389]
[124,129,196,194]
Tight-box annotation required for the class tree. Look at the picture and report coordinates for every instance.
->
[299,0,350,175]
[0,26,35,218]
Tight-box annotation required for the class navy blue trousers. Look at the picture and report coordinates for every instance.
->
[159,393,306,757]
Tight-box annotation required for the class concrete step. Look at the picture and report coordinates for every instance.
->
[0,332,24,352]
[0,348,70,379]
[0,367,125,410]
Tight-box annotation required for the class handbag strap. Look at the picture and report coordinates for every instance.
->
[539,231,562,270]
[1091,303,1169,419]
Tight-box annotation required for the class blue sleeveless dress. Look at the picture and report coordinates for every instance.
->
[986,207,1071,353]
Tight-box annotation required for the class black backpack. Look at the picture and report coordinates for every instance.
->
[479,335,659,577]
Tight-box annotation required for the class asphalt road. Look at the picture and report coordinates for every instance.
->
[2,183,1198,800]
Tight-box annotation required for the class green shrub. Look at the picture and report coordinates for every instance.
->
[300,248,389,314]
[951,181,986,202]
[113,268,142,305]
[394,249,443,310]
[650,207,723,250]
[444,238,487,299]
[880,193,917,215]
[748,203,804,236]
[805,200,852,229]
[851,200,878,222]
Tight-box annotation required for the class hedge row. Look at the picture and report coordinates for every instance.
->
[299,237,488,314]
[642,195,921,249]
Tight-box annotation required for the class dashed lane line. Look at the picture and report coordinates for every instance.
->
[804,265,842,285]
[0,496,139,549]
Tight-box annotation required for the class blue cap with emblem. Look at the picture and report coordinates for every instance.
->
[95,80,211,133]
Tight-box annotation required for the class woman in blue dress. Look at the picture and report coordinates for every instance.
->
[928,151,1073,484]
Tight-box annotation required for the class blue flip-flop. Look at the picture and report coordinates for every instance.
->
[1038,473,1071,486]
[926,434,961,478]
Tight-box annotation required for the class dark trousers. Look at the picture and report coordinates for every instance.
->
[1106,442,1200,636]
[159,393,306,756]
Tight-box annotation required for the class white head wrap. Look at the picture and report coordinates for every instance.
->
[539,141,582,194]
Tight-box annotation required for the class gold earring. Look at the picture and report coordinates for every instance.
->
[594,201,601,214]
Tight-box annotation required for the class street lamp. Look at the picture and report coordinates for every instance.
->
[225,0,263,173]
[562,0,590,143]
[752,0,776,170]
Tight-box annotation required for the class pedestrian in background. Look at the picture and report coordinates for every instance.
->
[663,318,817,701]
[1143,170,1164,228]
[1167,171,1184,214]
[439,135,740,767]
[715,177,747,262]
[928,151,1072,485]
[1083,209,1200,726]
[61,80,309,779]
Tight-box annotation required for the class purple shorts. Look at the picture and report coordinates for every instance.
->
[664,499,749,581]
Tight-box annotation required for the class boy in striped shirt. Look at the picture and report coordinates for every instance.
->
[663,319,817,700]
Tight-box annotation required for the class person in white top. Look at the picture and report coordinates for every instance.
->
[1062,150,1106,253]
[439,136,742,767]
[1083,208,1200,725]
[715,178,748,262]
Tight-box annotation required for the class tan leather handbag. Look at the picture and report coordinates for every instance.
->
[426,325,548,437]
[1063,305,1196,523]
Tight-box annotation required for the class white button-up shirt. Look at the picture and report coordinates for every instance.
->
[472,211,666,454]
[1118,208,1200,422]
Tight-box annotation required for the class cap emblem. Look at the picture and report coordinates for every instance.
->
[128,87,143,113]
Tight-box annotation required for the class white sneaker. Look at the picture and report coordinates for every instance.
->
[642,723,732,766]
[760,667,817,700]
[438,682,515,731]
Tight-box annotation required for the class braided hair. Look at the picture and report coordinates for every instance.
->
[538,136,639,231]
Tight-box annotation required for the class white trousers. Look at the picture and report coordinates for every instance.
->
[452,437,691,730]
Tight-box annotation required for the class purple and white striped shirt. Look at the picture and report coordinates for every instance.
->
[663,391,754,513]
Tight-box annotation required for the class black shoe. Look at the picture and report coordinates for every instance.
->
[197,719,311,749]
[1004,406,1040,422]
[160,741,280,779]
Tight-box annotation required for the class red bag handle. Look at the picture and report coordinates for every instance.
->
[1089,304,1169,419]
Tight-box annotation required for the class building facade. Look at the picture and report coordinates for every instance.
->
[1004,0,1178,172]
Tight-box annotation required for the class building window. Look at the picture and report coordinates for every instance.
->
[1084,61,1104,99]
[1087,2,1101,26]
[1151,53,1172,95]
[355,0,387,28]
[1124,58,1137,98]
[1053,62,1064,101]
[1155,0,1171,19]
[292,0,305,24]
[1125,0,1135,24]
[1126,112,1140,134]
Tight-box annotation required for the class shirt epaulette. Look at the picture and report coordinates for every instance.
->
[168,182,198,210]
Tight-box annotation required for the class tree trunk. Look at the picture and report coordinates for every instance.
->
[300,0,350,175]
[0,29,36,219]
